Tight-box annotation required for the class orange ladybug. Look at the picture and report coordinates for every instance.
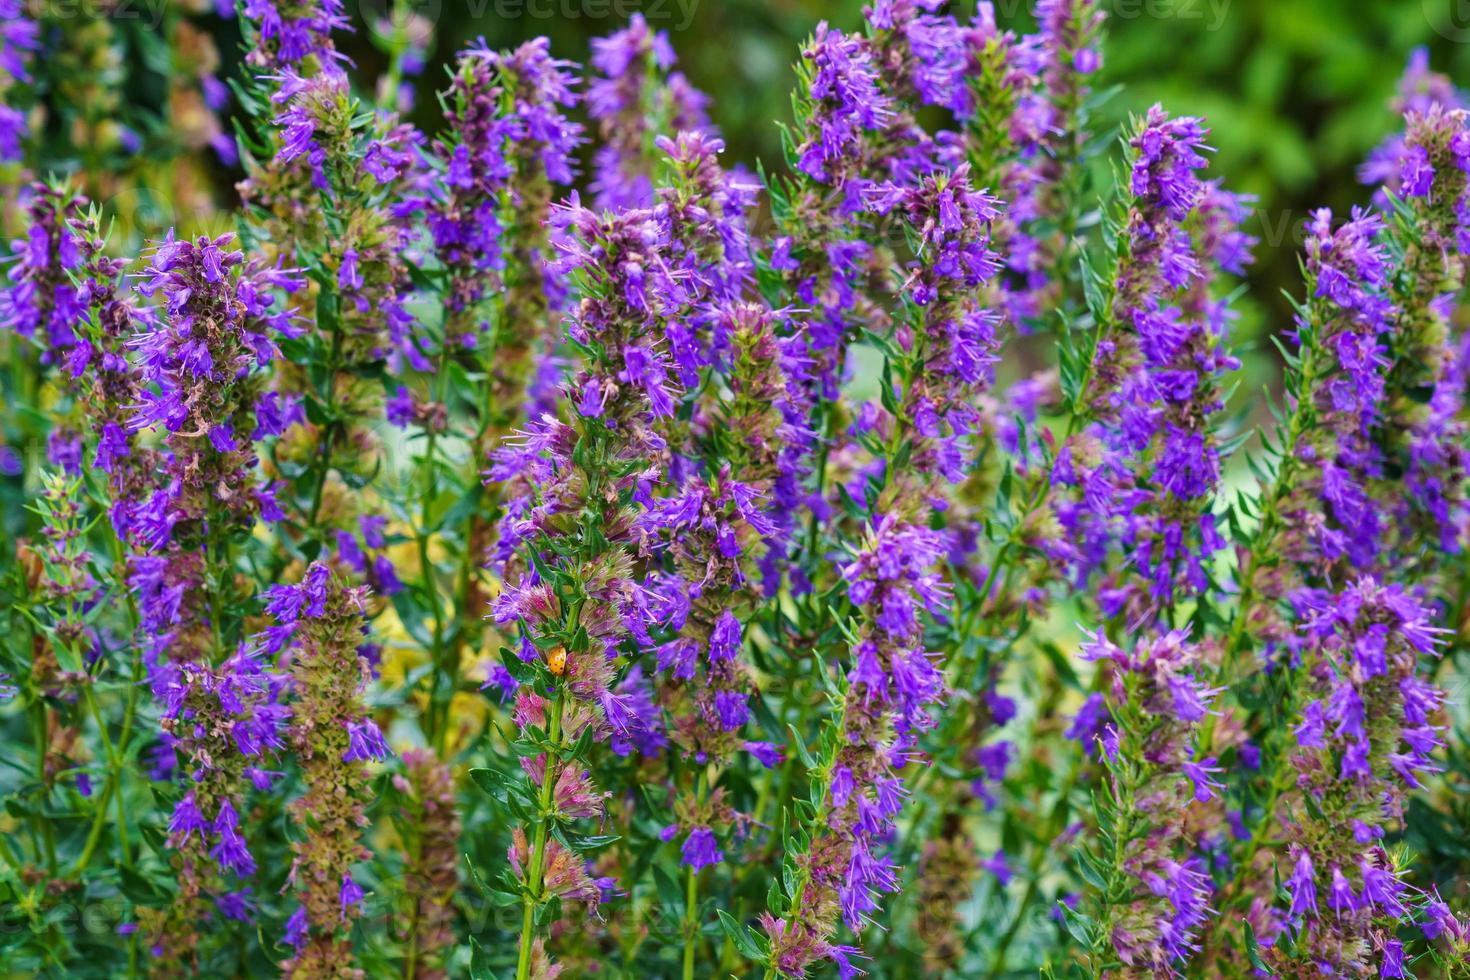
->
[547,645,568,677]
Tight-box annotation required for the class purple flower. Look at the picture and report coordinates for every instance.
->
[709,610,741,662]
[587,15,708,210]
[975,742,1012,782]
[1401,143,1435,196]
[1358,860,1405,917]
[1294,700,1326,747]
[241,0,345,71]
[744,741,784,768]
[209,800,256,878]
[217,888,256,923]
[681,826,722,870]
[1380,939,1405,978]
[169,792,207,842]
[1129,107,1211,220]
[283,905,309,948]
[1066,693,1109,752]
[1166,673,1218,722]
[208,423,238,453]
[714,690,750,731]
[343,719,391,762]
[1422,894,1461,942]
[1327,866,1357,917]
[1180,757,1223,803]
[794,24,892,186]
[48,431,81,473]
[338,247,362,291]
[577,378,605,418]
[983,850,1012,886]
[1286,851,1317,920]
[339,874,365,919]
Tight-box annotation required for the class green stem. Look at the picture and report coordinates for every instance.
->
[1226,760,1289,897]
[67,564,146,878]
[106,531,144,872]
[682,863,699,980]
[515,691,566,980]
[106,639,145,876]
[751,687,799,830]
[81,679,132,868]
[70,777,116,876]
[31,700,56,872]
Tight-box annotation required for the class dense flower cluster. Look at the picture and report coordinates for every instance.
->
[1256,581,1445,972]
[415,37,582,357]
[1081,629,1220,968]
[1050,108,1251,621]
[586,14,711,210]
[2,6,1469,980]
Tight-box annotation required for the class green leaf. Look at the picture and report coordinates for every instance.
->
[786,724,817,769]
[717,909,765,961]
[1243,922,1272,974]
[468,937,499,980]
[1058,901,1094,949]
[468,767,514,799]
[569,834,621,851]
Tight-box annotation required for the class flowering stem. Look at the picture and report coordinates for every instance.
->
[1211,304,1325,703]
[1043,94,1093,314]
[515,689,566,980]
[1091,753,1149,966]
